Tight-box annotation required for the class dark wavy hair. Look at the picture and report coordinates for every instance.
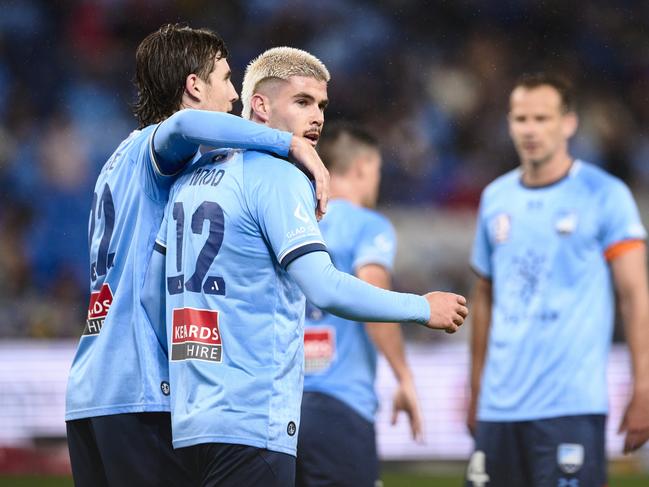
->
[133,24,229,128]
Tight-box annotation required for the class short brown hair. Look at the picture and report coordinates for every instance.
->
[512,72,575,113]
[133,24,229,128]
[317,122,379,174]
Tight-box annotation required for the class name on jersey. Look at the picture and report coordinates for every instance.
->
[189,168,225,187]
[83,283,114,336]
[171,307,222,362]
[304,327,335,374]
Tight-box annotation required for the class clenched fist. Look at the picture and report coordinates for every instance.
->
[423,292,468,333]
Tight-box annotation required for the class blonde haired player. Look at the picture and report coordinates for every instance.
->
[144,46,468,487]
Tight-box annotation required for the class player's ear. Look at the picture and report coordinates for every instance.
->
[351,156,365,179]
[562,111,578,138]
[182,73,202,105]
[250,93,270,123]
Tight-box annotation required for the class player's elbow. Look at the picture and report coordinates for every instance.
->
[165,109,195,139]
[301,287,335,311]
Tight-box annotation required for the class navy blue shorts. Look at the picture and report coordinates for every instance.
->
[66,412,191,487]
[466,415,607,487]
[176,442,295,487]
[296,391,379,487]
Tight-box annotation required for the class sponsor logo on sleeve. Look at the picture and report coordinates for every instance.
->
[83,283,114,336]
[171,308,222,362]
[557,443,584,475]
[373,233,394,254]
[294,202,311,223]
[304,327,335,374]
[287,421,297,436]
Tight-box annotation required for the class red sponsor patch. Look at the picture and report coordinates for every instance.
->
[84,283,113,336]
[171,308,222,362]
[304,327,335,373]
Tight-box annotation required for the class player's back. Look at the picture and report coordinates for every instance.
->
[66,126,176,420]
[303,200,396,422]
[160,149,325,456]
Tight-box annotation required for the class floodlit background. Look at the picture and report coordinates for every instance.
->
[1,0,648,484]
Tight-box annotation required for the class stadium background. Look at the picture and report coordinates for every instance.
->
[1,0,649,484]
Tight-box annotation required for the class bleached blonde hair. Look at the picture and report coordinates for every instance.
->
[241,47,331,120]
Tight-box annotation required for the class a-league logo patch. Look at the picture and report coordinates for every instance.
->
[557,443,584,475]
[171,308,222,362]
[492,213,511,244]
[304,327,335,373]
[83,283,113,336]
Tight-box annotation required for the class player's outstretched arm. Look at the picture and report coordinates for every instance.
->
[287,251,467,331]
[153,109,329,216]
[611,243,649,453]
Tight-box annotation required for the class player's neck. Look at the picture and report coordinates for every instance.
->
[330,177,363,207]
[521,153,573,187]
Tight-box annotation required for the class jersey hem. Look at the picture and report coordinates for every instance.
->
[477,406,608,422]
[172,435,296,457]
[65,403,170,421]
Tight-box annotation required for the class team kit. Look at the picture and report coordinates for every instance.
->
[63,24,649,487]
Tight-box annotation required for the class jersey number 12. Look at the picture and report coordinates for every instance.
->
[167,201,226,296]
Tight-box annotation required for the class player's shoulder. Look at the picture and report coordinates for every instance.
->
[481,167,521,201]
[572,160,629,196]
[126,125,157,154]
[243,150,312,187]
[327,200,395,242]
[356,205,394,233]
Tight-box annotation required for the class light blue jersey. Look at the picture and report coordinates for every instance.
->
[66,112,292,421]
[471,160,647,421]
[303,200,397,422]
[154,149,326,456]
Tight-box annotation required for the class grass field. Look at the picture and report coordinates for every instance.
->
[2,473,649,486]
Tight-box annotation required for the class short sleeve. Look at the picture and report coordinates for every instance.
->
[352,214,397,272]
[471,195,493,278]
[599,180,647,260]
[252,160,327,268]
[141,126,176,202]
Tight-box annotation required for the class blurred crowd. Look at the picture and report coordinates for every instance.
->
[0,0,648,338]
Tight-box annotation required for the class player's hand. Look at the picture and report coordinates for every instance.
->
[423,292,468,333]
[288,136,329,220]
[619,388,649,454]
[391,374,424,443]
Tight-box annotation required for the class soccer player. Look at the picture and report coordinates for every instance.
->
[296,123,422,487]
[466,73,649,487]
[65,24,330,487]
[149,47,468,487]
